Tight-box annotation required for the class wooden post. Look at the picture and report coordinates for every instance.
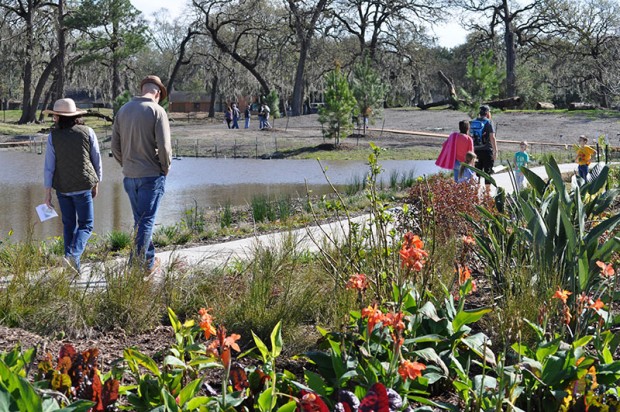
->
[255,136,258,159]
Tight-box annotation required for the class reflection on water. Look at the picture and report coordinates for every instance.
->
[0,152,441,241]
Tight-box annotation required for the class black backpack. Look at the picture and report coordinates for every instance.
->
[469,118,489,146]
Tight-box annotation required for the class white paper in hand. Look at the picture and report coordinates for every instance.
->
[36,204,59,222]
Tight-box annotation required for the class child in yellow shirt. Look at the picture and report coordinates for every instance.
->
[575,135,596,180]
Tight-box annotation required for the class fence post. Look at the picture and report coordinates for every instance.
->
[255,136,258,159]
[596,142,600,163]
[234,139,237,158]
[215,143,218,158]
[274,135,277,153]
[195,139,198,157]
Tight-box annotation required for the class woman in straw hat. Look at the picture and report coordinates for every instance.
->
[43,98,102,272]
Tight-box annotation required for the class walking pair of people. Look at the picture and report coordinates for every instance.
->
[44,75,171,275]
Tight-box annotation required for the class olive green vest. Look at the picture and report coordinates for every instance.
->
[51,125,99,193]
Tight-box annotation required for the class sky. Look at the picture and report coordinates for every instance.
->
[129,0,469,49]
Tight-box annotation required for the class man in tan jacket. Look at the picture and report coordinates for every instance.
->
[112,75,172,275]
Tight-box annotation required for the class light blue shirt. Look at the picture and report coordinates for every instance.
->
[43,127,103,194]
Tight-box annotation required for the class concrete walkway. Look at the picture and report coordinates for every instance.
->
[76,162,583,283]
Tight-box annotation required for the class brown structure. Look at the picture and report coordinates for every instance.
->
[169,92,213,113]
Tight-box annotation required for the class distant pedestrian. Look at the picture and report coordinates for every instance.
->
[514,141,530,189]
[112,75,172,276]
[260,103,271,129]
[224,105,233,129]
[435,120,474,182]
[575,135,596,180]
[43,98,102,272]
[232,103,240,129]
[244,105,251,129]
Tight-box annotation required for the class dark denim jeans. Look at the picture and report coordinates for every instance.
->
[123,175,166,269]
[57,191,94,269]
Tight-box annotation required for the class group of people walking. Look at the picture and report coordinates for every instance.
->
[437,104,597,189]
[225,103,271,130]
[44,75,171,275]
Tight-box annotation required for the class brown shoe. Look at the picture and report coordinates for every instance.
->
[144,257,161,280]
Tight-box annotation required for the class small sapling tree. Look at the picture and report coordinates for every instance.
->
[351,56,387,132]
[318,64,357,147]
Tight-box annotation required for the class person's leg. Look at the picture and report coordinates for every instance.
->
[56,192,77,258]
[70,191,94,269]
[516,171,524,190]
[245,117,250,129]
[578,165,588,179]
[124,175,166,269]
[453,161,461,182]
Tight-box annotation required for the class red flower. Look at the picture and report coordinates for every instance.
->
[589,299,605,311]
[596,261,615,277]
[361,304,384,333]
[552,288,572,304]
[299,391,330,412]
[346,273,368,291]
[398,360,426,381]
[198,308,216,340]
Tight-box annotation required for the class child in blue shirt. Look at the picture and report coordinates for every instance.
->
[457,151,478,184]
[514,141,530,190]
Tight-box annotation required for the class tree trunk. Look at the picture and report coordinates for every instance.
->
[18,10,34,124]
[54,0,66,102]
[290,46,307,116]
[536,102,555,110]
[39,83,54,122]
[167,29,199,97]
[111,17,122,105]
[485,96,522,109]
[27,54,60,123]
[568,102,598,110]
[503,0,517,97]
[208,76,218,118]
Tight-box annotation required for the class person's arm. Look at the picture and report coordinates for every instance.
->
[89,128,102,198]
[155,109,173,175]
[43,133,55,208]
[111,115,122,166]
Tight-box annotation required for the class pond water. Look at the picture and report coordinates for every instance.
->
[0,151,441,241]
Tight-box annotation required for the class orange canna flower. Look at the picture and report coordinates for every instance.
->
[462,235,476,246]
[198,308,216,340]
[562,306,572,325]
[206,325,242,369]
[403,232,425,249]
[596,261,615,277]
[399,245,428,271]
[346,273,368,291]
[398,360,426,381]
[383,311,405,332]
[589,299,605,311]
[361,304,384,333]
[457,265,471,285]
[552,288,572,304]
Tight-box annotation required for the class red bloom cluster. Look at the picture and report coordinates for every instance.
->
[346,273,368,291]
[399,232,428,271]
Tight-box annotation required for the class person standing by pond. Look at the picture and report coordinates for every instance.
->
[435,120,474,182]
[244,105,251,129]
[112,75,172,276]
[575,135,596,180]
[43,98,102,273]
[232,103,240,129]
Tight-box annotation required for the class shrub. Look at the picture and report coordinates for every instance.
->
[406,174,496,240]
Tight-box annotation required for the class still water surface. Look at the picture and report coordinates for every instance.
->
[0,152,441,241]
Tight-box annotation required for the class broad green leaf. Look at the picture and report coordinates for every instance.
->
[277,400,298,412]
[270,321,283,358]
[56,400,98,412]
[258,387,274,412]
[164,355,187,369]
[178,378,203,406]
[185,396,212,409]
[585,213,620,246]
[522,167,547,196]
[124,348,161,377]
[304,371,328,397]
[535,341,559,363]
[167,307,182,333]
[473,375,497,392]
[572,335,593,349]
[413,347,449,375]
[252,332,270,363]
[161,388,180,412]
[452,308,492,332]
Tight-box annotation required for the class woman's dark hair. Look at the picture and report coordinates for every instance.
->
[459,120,470,134]
[56,115,84,129]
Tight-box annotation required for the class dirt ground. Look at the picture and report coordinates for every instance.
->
[165,108,620,155]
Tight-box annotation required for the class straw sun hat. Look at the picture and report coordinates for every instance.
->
[140,75,167,102]
[43,98,87,117]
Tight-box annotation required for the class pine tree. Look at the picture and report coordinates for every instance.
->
[318,65,357,147]
[351,56,387,131]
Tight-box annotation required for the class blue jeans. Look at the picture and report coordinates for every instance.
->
[578,164,588,180]
[123,175,166,269]
[244,117,250,129]
[57,191,94,269]
[453,160,461,182]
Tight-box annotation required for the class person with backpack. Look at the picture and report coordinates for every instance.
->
[435,120,474,182]
[231,103,240,129]
[470,105,497,185]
